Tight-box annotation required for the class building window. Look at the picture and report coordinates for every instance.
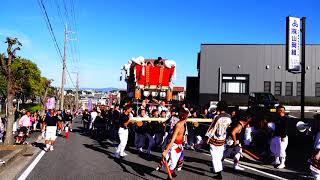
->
[316,83,320,97]
[274,82,282,96]
[222,74,249,94]
[264,81,271,93]
[296,82,301,96]
[285,82,293,96]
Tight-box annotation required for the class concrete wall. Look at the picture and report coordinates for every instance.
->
[199,44,320,105]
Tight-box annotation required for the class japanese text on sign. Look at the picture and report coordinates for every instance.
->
[287,17,301,71]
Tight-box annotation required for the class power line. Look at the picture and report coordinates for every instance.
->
[36,0,76,88]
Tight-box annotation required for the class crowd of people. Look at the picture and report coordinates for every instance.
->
[4,99,320,179]
[0,106,77,147]
[79,99,292,179]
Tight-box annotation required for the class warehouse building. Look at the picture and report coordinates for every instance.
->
[187,44,320,105]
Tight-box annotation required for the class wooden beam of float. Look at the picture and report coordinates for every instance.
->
[131,117,213,123]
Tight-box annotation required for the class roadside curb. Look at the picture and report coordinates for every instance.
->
[0,145,28,173]
[0,133,43,173]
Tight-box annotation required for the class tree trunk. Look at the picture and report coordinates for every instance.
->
[40,86,49,114]
[4,79,14,145]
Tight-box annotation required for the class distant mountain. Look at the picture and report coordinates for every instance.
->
[80,87,119,92]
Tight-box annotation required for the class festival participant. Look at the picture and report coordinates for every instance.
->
[158,101,168,114]
[187,111,198,150]
[162,108,189,179]
[206,101,232,179]
[162,110,180,151]
[90,108,98,131]
[64,110,73,133]
[56,110,64,135]
[154,110,166,146]
[270,105,288,169]
[134,109,148,153]
[111,105,121,141]
[82,109,90,133]
[43,109,58,152]
[145,109,159,158]
[139,100,150,116]
[310,123,320,179]
[224,113,253,171]
[113,105,132,158]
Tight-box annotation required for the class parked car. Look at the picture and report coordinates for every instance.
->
[248,92,279,113]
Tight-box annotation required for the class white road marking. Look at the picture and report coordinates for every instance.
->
[17,150,46,180]
[224,159,288,180]
[203,153,288,180]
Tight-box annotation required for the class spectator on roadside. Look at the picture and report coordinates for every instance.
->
[19,111,32,136]
[0,117,5,143]
[29,113,35,133]
[32,111,39,131]
[13,107,20,134]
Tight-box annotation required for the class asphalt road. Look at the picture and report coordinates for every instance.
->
[24,117,307,180]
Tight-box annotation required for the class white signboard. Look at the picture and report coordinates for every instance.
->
[286,16,301,72]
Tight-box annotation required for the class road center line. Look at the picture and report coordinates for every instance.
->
[203,153,288,180]
[17,150,46,180]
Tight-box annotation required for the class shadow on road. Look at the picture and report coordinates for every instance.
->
[83,143,165,180]
[31,142,46,151]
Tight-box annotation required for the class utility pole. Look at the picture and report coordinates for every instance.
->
[75,71,79,111]
[60,24,67,111]
[301,17,306,121]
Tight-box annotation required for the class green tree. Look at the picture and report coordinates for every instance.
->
[0,38,53,144]
[11,58,42,99]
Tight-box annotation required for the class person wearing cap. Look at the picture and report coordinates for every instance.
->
[43,109,58,151]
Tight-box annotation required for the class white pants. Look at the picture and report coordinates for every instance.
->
[116,128,128,156]
[45,126,57,141]
[33,121,37,130]
[89,121,94,130]
[311,165,320,180]
[210,144,225,173]
[13,121,17,132]
[270,136,288,157]
[168,143,183,171]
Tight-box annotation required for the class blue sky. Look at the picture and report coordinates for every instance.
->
[0,0,319,88]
